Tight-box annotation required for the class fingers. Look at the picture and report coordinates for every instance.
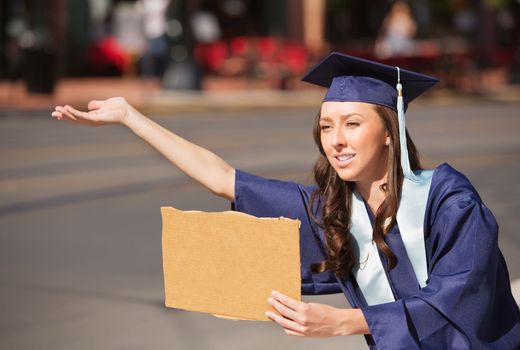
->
[268,296,301,323]
[283,329,304,337]
[265,310,304,334]
[53,106,78,121]
[65,105,91,120]
[270,291,306,313]
[51,110,63,120]
[52,105,95,126]
[266,291,310,335]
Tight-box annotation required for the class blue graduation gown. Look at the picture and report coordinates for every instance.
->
[232,163,520,349]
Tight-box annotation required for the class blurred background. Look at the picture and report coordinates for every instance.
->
[1,1,519,350]
[0,0,519,107]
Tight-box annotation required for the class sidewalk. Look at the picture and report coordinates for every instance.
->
[0,77,519,115]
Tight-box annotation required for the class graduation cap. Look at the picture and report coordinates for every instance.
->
[301,52,439,181]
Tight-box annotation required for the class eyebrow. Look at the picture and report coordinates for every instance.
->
[319,113,363,122]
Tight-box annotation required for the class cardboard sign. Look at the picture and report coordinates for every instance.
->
[161,207,301,321]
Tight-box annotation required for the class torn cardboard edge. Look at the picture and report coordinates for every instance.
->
[161,207,301,321]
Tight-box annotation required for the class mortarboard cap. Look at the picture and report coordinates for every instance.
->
[301,52,438,111]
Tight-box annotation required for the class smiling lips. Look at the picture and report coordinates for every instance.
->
[334,153,356,167]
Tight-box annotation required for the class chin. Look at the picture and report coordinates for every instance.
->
[334,168,360,182]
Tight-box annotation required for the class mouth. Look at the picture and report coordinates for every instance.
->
[333,154,356,167]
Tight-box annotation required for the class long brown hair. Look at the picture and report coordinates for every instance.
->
[309,104,422,278]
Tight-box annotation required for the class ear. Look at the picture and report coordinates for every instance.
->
[385,135,390,146]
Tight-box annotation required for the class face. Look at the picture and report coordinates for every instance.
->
[319,101,389,184]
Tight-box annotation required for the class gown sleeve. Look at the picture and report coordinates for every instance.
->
[232,169,341,295]
[361,194,520,349]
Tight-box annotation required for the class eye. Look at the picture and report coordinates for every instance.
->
[346,121,360,128]
[319,124,331,131]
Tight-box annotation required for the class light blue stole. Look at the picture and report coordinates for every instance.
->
[350,170,433,305]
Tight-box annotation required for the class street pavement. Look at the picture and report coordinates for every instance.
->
[1,101,519,349]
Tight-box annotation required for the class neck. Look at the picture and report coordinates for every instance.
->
[356,175,387,214]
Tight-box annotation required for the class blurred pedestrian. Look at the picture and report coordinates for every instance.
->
[51,51,520,349]
[138,0,171,78]
[375,1,417,59]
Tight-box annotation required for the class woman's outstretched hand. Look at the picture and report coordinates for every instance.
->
[52,97,131,127]
[266,290,369,337]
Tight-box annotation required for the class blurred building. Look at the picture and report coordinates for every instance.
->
[1,0,519,92]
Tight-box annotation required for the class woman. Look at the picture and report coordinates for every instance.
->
[52,52,520,349]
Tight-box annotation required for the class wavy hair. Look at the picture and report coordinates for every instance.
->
[309,104,422,278]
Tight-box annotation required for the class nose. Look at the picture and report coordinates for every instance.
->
[331,127,346,149]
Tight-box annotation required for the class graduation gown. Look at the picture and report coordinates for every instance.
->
[232,163,520,349]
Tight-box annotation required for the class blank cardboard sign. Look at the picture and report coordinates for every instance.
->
[161,207,301,321]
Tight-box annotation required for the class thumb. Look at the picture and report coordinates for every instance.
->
[87,100,103,110]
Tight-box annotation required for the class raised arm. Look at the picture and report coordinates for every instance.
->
[52,97,235,201]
